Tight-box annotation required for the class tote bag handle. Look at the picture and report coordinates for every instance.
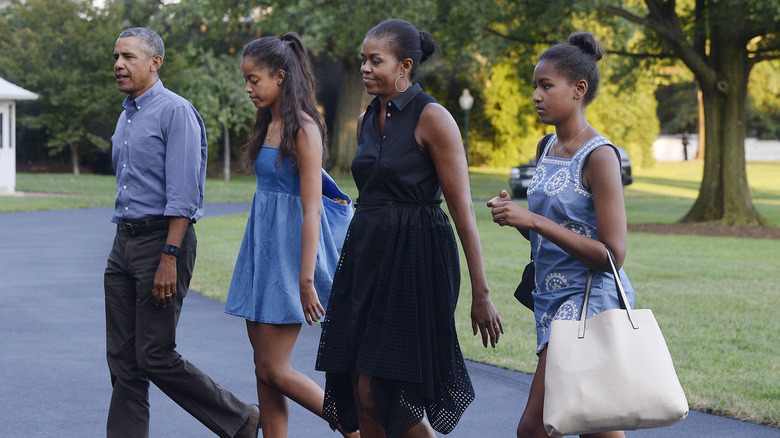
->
[578,246,638,338]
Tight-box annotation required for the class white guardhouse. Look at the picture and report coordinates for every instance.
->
[0,77,38,194]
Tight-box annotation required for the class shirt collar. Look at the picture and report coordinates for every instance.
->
[122,79,163,111]
[390,82,422,111]
[369,82,423,113]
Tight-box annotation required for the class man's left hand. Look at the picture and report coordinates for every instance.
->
[153,254,177,307]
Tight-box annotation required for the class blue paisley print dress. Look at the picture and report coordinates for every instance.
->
[527,135,635,354]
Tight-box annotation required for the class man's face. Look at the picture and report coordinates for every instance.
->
[113,36,160,99]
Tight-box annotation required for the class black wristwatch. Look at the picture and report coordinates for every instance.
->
[161,243,180,257]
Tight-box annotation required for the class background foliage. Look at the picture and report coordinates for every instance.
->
[1,0,777,176]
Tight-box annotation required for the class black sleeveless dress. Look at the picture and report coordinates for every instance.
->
[316,84,474,437]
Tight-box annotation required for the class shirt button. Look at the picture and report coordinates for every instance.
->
[122,185,127,189]
[388,102,392,107]
[387,113,391,117]
[124,207,129,211]
[128,119,132,123]
[124,141,127,145]
[123,164,127,168]
[136,106,140,110]
[383,135,386,139]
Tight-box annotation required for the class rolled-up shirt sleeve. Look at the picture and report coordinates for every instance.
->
[163,105,203,219]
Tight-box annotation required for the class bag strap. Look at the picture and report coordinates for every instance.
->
[577,271,594,338]
[526,134,553,266]
[578,246,638,338]
[537,133,555,161]
[605,246,639,329]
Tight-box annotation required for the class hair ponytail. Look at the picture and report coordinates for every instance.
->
[281,33,310,70]
[240,33,327,171]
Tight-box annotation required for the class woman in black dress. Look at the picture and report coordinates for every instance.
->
[316,19,502,438]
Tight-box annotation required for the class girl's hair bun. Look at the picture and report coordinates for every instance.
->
[568,32,605,61]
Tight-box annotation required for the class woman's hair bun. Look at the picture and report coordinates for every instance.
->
[419,30,436,63]
[568,32,605,61]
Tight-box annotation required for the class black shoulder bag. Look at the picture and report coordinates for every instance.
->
[513,252,535,311]
[512,133,553,311]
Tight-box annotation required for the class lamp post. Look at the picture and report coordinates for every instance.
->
[458,89,474,165]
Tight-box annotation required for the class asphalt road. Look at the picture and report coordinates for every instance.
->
[1,204,777,437]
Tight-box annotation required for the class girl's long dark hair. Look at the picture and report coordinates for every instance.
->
[240,33,327,170]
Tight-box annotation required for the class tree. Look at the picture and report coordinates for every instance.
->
[746,59,780,140]
[473,62,545,167]
[468,2,660,169]
[181,49,255,181]
[112,0,263,179]
[258,0,479,173]
[588,56,660,169]
[602,0,780,225]
[0,0,124,174]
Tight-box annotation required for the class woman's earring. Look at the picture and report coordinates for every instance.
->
[395,74,410,93]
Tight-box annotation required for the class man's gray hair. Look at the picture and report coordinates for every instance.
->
[118,27,165,60]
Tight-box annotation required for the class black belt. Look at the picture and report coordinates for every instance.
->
[118,217,169,236]
[354,198,442,209]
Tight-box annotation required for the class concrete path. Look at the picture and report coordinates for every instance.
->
[1,205,777,437]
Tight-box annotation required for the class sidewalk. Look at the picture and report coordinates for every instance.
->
[0,205,777,437]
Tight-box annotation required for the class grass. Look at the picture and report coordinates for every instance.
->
[0,173,259,212]
[453,208,780,427]
[4,162,780,426]
[0,167,513,213]
[190,213,249,301]
[0,173,118,211]
[624,161,780,224]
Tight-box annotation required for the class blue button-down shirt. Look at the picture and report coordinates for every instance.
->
[111,80,207,224]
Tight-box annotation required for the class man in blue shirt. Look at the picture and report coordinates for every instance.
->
[104,28,260,438]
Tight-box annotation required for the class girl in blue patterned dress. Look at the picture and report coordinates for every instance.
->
[488,32,634,438]
[224,34,357,438]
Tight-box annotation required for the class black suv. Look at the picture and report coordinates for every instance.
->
[509,146,633,198]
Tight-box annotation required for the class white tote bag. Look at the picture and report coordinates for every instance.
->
[543,247,688,436]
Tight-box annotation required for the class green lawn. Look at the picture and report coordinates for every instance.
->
[4,163,780,426]
[0,173,261,212]
[453,207,780,427]
[623,161,780,224]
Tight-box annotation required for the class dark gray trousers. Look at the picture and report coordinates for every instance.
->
[104,224,250,438]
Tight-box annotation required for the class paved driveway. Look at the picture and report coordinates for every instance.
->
[0,205,777,437]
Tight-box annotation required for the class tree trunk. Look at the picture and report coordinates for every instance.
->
[605,0,770,226]
[70,143,80,175]
[330,58,365,174]
[681,43,768,226]
[223,123,231,182]
[696,87,705,159]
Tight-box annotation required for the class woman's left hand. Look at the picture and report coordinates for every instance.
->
[300,284,325,325]
[471,293,503,348]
